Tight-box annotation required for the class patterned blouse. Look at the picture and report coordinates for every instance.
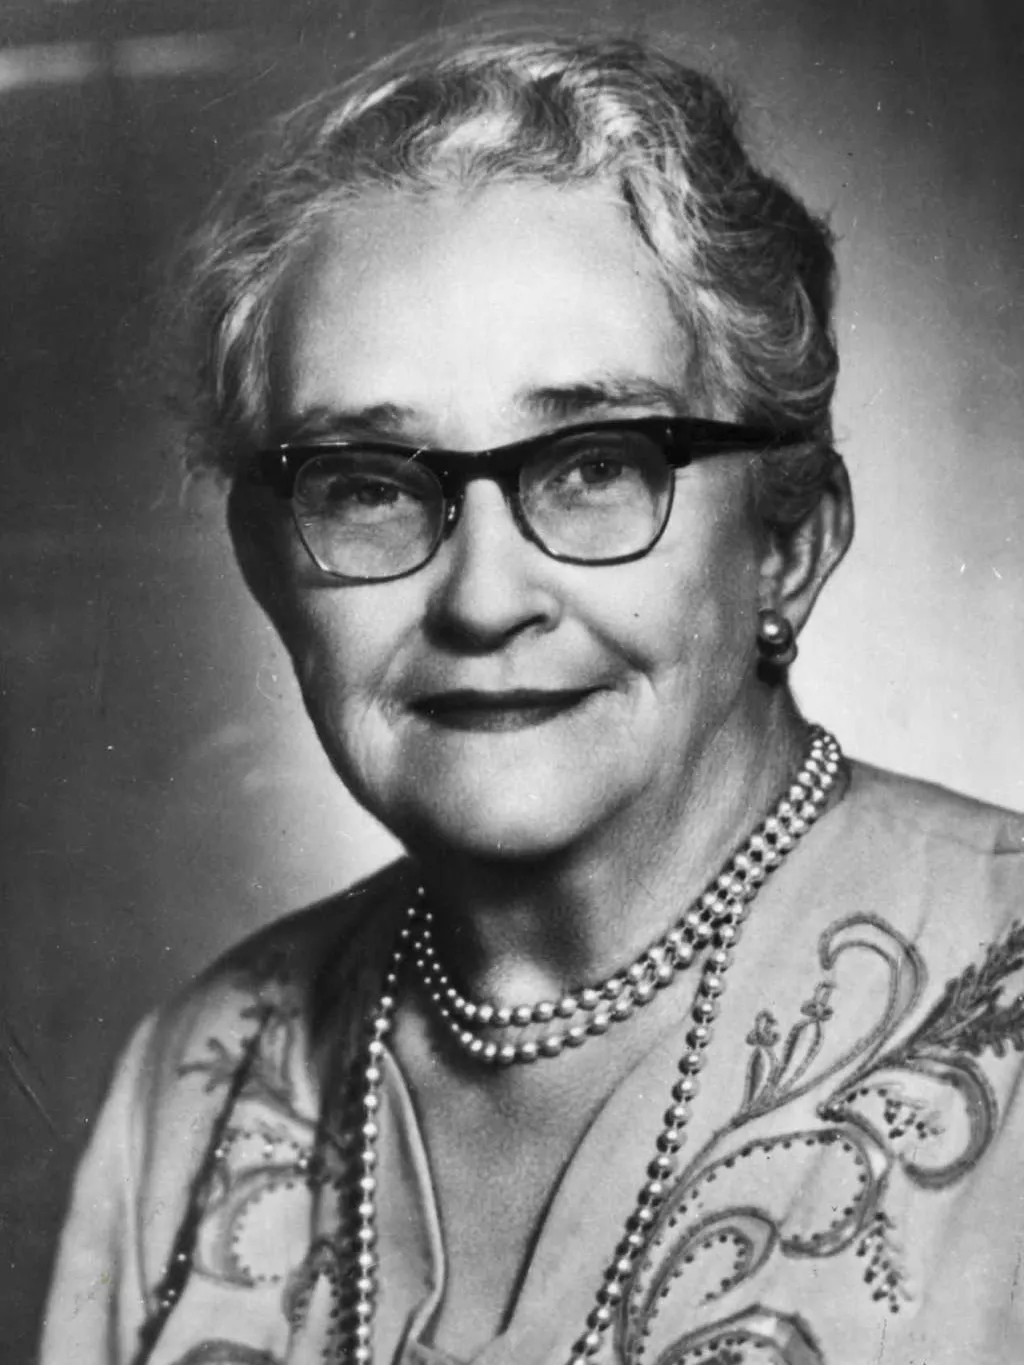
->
[41,762,1024,1365]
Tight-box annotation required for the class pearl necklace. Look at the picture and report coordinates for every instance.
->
[344,728,842,1364]
[410,728,841,1064]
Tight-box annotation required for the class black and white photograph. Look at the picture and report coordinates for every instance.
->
[3,3,1023,1363]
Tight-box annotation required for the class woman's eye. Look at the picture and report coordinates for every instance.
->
[574,457,626,486]
[343,479,403,507]
[548,454,632,496]
[313,475,413,512]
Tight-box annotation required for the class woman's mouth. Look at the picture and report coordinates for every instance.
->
[410,688,597,732]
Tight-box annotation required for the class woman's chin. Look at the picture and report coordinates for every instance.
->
[329,725,645,864]
[387,782,614,864]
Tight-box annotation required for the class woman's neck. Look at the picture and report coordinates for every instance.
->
[412,688,811,1009]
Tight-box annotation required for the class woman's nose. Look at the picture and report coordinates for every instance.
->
[425,480,562,648]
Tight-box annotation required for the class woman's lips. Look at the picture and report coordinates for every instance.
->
[410,688,597,732]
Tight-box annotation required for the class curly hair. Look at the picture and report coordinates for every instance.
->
[179,31,842,532]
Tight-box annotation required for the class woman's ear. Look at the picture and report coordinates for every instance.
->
[757,457,855,634]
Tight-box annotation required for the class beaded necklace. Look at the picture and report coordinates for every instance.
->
[345,727,842,1364]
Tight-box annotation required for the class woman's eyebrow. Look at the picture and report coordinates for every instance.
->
[519,378,687,420]
[274,402,418,443]
[274,379,686,443]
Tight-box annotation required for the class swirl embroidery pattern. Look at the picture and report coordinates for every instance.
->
[155,919,1024,1365]
[620,915,1024,1365]
[155,964,359,1365]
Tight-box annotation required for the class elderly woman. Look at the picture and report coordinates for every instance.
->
[42,31,1024,1365]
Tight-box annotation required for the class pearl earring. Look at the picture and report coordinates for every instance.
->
[757,607,798,667]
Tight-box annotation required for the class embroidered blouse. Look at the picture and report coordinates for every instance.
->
[40,762,1024,1365]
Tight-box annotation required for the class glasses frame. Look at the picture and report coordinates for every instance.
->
[251,416,803,583]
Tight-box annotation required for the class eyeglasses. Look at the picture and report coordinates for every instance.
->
[251,416,803,583]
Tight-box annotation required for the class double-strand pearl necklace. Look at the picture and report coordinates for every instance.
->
[344,728,842,1364]
[409,728,841,1065]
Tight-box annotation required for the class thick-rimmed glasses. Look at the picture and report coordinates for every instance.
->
[251,416,803,583]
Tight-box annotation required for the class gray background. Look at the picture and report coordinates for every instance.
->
[1,0,1021,1357]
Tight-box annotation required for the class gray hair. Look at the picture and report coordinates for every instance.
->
[179,32,842,532]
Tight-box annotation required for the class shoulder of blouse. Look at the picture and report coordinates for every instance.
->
[816,759,1024,955]
[106,857,417,1316]
[842,758,1024,859]
[140,855,418,1082]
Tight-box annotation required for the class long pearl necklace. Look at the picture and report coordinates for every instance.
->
[345,728,842,1364]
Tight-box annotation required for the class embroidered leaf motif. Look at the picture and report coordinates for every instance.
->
[855,1209,912,1314]
[626,917,1021,1358]
[875,1084,944,1143]
[903,923,1024,1059]
[180,1037,240,1094]
[179,1009,314,1132]
[742,1041,772,1110]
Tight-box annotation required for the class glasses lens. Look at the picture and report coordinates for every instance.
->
[520,429,673,561]
[293,451,443,579]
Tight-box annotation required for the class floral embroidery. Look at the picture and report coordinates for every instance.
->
[136,969,357,1365]
[167,1344,283,1364]
[643,1305,825,1365]
[741,982,836,1117]
[894,922,1024,1058]
[854,1209,910,1313]
[144,915,1024,1365]
[180,999,310,1127]
[622,915,1024,1364]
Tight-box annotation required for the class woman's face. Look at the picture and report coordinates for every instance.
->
[258,181,771,857]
